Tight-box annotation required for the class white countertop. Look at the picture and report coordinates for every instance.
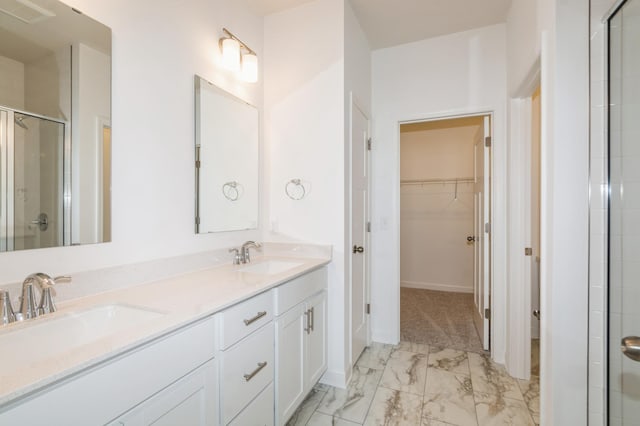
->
[0,254,330,407]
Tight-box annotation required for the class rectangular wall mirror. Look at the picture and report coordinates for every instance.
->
[195,76,259,233]
[0,0,111,251]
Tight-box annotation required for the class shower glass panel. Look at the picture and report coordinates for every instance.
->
[0,108,66,251]
[608,0,640,423]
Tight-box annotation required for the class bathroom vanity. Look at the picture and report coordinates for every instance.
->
[0,254,329,425]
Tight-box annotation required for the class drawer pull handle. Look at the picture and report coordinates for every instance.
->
[304,309,311,334]
[243,361,267,381]
[243,311,267,326]
[310,306,315,332]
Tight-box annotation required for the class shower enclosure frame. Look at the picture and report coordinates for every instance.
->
[0,105,71,251]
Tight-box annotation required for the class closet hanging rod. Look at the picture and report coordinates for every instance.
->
[400,177,474,185]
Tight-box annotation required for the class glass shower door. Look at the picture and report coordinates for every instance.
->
[0,108,65,251]
[608,0,640,423]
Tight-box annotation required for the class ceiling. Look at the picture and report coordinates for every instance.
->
[246,0,513,49]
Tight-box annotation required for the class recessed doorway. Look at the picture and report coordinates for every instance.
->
[399,114,491,353]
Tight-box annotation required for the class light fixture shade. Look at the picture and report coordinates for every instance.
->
[241,52,258,83]
[221,37,240,71]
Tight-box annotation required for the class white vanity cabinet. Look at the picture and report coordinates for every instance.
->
[0,317,218,425]
[108,359,217,426]
[218,289,275,425]
[274,268,328,425]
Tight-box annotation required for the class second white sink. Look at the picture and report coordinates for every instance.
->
[239,260,303,275]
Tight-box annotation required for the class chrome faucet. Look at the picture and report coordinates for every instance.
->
[240,241,261,263]
[229,241,262,265]
[18,273,71,320]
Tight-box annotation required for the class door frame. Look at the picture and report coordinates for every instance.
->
[507,59,541,380]
[396,110,494,355]
[348,92,372,370]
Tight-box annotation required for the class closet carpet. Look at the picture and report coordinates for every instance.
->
[400,287,485,353]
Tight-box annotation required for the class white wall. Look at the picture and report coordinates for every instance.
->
[400,123,477,293]
[0,0,263,283]
[263,0,349,387]
[371,24,508,362]
[0,56,24,109]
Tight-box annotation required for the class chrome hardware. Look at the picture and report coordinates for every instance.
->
[18,273,71,320]
[30,213,49,231]
[1,291,16,325]
[622,336,640,362]
[243,361,267,382]
[19,282,38,320]
[309,306,314,332]
[304,309,311,334]
[353,245,364,254]
[525,247,533,256]
[240,241,261,264]
[243,311,267,326]
[229,248,242,265]
[533,309,541,320]
[467,236,475,242]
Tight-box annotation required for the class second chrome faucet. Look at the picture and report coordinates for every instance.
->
[229,241,262,265]
[0,273,72,325]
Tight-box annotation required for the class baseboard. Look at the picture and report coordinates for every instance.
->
[320,368,348,389]
[401,280,473,294]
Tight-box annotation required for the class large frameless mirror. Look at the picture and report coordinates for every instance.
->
[194,76,259,233]
[0,0,111,251]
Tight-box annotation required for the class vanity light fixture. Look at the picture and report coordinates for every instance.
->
[220,28,258,83]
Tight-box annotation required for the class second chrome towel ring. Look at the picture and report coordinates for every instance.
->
[285,179,306,200]
[222,181,243,201]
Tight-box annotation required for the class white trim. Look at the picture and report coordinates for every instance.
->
[506,96,534,380]
[393,107,498,358]
[401,281,473,294]
[320,369,349,390]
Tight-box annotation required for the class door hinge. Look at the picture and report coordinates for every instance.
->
[195,160,201,169]
[484,222,491,234]
[484,308,490,319]
[525,247,533,256]
[367,138,372,151]
[485,136,491,147]
[366,221,371,233]
[195,216,200,225]
[366,303,371,314]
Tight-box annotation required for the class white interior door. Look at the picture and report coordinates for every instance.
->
[473,116,491,351]
[351,96,370,366]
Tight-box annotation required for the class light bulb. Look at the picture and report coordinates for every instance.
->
[241,52,258,83]
[221,37,240,71]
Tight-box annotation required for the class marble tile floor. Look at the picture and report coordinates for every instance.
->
[287,342,539,426]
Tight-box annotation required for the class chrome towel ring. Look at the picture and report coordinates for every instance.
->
[285,179,306,200]
[222,181,242,201]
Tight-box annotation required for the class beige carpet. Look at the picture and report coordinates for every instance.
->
[400,287,485,353]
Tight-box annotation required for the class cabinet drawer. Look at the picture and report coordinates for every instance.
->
[274,267,326,315]
[0,317,216,425]
[220,290,273,349]
[221,323,274,424]
[228,382,274,426]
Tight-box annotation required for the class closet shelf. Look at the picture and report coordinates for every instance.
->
[400,177,474,186]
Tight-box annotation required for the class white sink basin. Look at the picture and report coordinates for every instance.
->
[0,304,164,369]
[239,260,303,275]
